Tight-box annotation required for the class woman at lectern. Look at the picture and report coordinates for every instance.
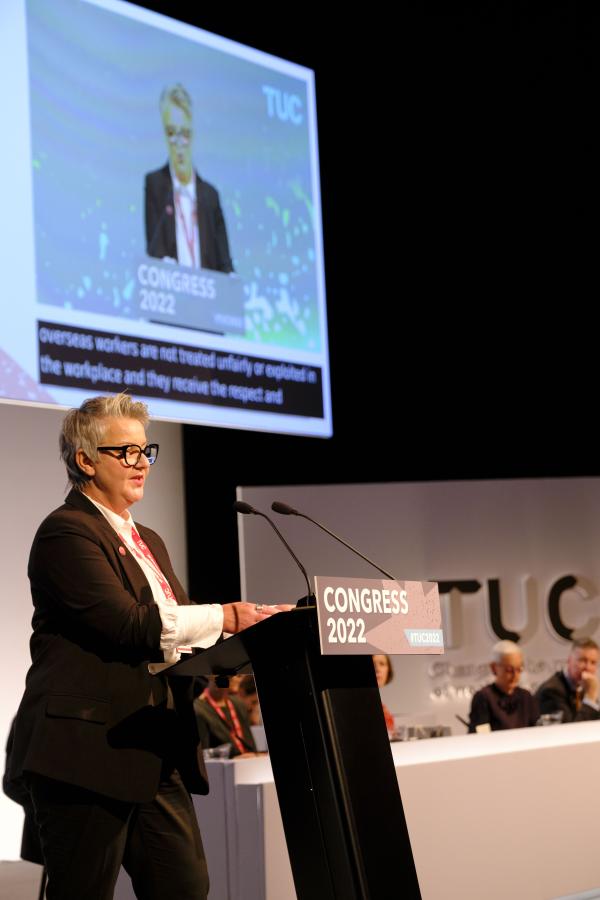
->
[6,393,284,900]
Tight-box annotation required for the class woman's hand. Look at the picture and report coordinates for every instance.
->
[221,602,292,633]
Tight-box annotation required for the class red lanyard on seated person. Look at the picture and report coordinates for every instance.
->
[202,690,248,755]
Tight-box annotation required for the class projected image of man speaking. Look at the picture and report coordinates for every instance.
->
[144,84,234,272]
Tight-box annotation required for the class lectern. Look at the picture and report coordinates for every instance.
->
[169,606,421,900]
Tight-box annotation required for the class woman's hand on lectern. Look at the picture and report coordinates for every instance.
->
[221,602,293,633]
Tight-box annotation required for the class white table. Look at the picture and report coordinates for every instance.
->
[116,723,600,900]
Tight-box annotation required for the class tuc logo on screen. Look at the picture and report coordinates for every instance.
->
[262,85,303,124]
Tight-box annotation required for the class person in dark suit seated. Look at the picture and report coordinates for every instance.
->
[145,83,233,272]
[535,637,600,723]
[5,393,284,900]
[194,677,256,757]
[469,640,539,732]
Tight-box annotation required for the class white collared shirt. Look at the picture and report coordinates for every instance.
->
[86,496,223,671]
[170,165,201,268]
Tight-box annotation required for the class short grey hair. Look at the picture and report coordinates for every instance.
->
[160,83,192,122]
[60,394,149,490]
[491,640,522,664]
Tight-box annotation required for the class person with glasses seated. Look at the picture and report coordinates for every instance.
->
[6,393,286,900]
[468,640,539,733]
[535,637,600,723]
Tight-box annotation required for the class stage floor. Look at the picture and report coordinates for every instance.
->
[0,860,43,900]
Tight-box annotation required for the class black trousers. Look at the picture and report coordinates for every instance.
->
[28,769,209,900]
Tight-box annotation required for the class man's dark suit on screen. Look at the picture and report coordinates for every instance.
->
[7,489,210,898]
[144,164,233,272]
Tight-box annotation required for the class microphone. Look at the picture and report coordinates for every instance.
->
[271,501,396,580]
[233,500,313,602]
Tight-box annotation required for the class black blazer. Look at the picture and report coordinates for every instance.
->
[535,670,600,723]
[8,490,209,803]
[144,163,233,272]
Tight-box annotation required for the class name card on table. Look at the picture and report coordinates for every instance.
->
[314,576,443,656]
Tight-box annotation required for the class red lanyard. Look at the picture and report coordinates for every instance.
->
[125,528,192,654]
[202,690,247,755]
[127,528,176,606]
[174,190,197,266]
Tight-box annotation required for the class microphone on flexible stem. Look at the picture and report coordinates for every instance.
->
[233,500,314,605]
[271,500,396,580]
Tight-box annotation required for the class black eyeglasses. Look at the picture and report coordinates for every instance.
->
[97,444,159,467]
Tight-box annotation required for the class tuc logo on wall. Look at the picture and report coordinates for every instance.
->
[439,574,599,648]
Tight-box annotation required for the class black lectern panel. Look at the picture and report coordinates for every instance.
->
[168,607,421,900]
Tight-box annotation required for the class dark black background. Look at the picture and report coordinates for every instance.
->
[132,2,598,600]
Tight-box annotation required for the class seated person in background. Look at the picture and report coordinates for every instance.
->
[237,674,261,726]
[227,674,243,695]
[194,676,256,757]
[469,640,539,732]
[373,654,395,733]
[535,637,600,722]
